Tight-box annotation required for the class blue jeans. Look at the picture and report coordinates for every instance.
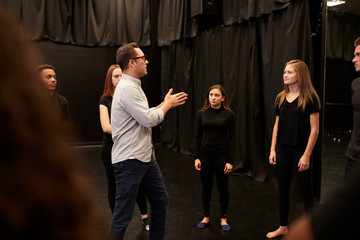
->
[110,157,168,240]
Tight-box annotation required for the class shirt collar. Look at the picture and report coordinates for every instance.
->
[122,73,141,86]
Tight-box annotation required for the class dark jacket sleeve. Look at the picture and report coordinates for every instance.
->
[56,93,69,121]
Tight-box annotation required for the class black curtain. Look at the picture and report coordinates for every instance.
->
[159,0,315,183]
[222,0,292,25]
[0,0,319,188]
[160,41,194,154]
[157,0,293,47]
[157,0,197,47]
[1,0,150,46]
[326,10,360,61]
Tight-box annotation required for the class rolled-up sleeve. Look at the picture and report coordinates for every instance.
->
[120,84,164,128]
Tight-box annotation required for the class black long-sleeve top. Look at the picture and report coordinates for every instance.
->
[194,106,236,164]
[346,77,360,161]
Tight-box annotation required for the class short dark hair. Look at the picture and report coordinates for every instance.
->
[116,42,139,70]
[37,64,55,72]
[355,37,360,48]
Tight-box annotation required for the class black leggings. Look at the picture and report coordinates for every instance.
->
[200,149,230,218]
[101,139,148,215]
[276,143,314,226]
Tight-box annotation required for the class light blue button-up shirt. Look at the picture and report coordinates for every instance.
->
[111,74,164,164]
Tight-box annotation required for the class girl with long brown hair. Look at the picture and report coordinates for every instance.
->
[267,59,320,239]
[194,84,235,232]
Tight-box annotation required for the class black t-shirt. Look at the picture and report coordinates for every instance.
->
[99,96,113,143]
[194,107,236,164]
[275,96,320,147]
[51,92,69,121]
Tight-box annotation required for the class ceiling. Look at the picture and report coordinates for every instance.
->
[328,0,360,15]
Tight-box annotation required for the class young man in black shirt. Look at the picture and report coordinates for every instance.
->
[38,64,69,122]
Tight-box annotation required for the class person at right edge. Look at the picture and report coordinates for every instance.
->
[281,36,360,240]
[345,36,360,181]
[194,84,235,232]
[266,59,320,239]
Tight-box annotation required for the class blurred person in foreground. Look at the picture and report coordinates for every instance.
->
[0,5,105,240]
[283,167,360,240]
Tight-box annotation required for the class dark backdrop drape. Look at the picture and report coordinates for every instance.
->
[2,0,150,46]
[159,0,315,183]
[326,10,360,61]
[0,0,319,188]
[222,0,292,25]
[157,0,197,46]
[323,4,360,143]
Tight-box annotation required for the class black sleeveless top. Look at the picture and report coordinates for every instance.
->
[99,96,113,143]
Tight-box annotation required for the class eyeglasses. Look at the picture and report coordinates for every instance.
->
[131,55,147,61]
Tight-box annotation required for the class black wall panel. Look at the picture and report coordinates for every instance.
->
[29,40,118,144]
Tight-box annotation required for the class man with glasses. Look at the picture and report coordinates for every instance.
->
[110,42,188,240]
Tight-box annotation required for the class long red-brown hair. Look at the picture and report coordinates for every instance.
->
[275,59,320,111]
[101,64,120,97]
[201,84,231,111]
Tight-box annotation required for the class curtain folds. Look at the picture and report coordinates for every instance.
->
[5,0,297,48]
[109,0,150,46]
[326,10,360,61]
[223,0,292,25]
[160,0,314,182]
[157,0,197,47]
[1,0,316,183]
[160,40,194,154]
[157,0,293,47]
[5,0,150,46]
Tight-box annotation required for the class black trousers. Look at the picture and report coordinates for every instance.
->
[136,184,148,215]
[276,143,314,226]
[101,139,116,212]
[101,139,148,215]
[199,148,230,218]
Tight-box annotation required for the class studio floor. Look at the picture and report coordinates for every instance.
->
[76,131,349,240]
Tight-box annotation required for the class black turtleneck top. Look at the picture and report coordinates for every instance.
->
[194,106,236,164]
